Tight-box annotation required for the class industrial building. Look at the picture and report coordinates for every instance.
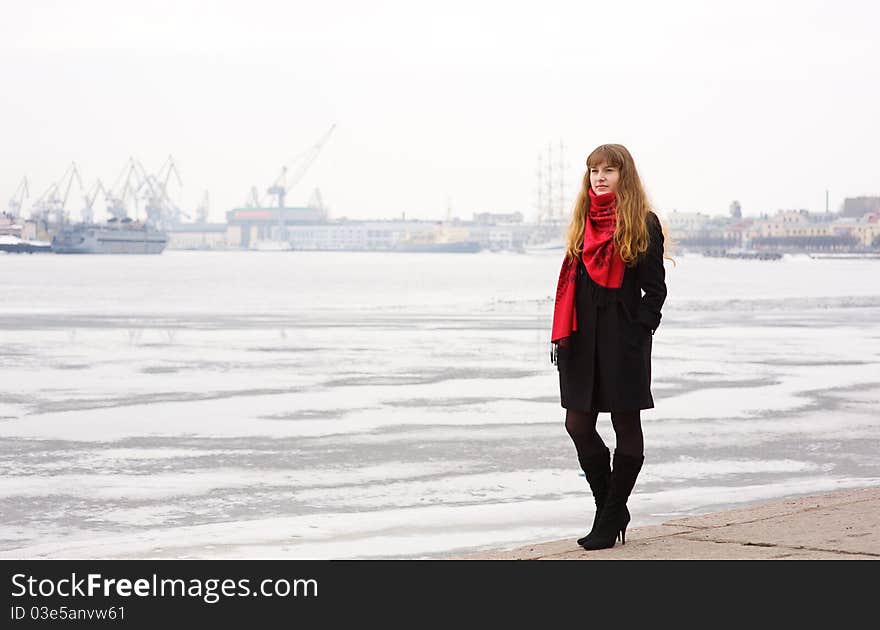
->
[841,196,880,219]
[225,206,326,248]
[165,222,230,250]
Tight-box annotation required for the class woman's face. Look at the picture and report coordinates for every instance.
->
[589,161,619,195]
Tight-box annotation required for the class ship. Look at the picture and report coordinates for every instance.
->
[51,217,168,254]
[251,239,293,251]
[807,252,880,260]
[0,234,53,254]
[391,224,481,253]
[0,213,52,253]
[702,248,782,260]
[524,239,564,254]
[392,240,481,253]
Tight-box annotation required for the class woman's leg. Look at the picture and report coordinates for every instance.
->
[566,408,611,545]
[565,408,605,467]
[580,410,645,550]
[610,409,644,457]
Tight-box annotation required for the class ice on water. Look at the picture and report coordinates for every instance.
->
[1,251,878,558]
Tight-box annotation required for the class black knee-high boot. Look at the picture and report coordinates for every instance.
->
[575,446,610,546]
[580,450,644,550]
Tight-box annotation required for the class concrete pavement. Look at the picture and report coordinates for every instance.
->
[454,485,880,560]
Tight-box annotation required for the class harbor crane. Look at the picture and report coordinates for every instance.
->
[107,158,141,220]
[134,156,186,228]
[195,190,210,223]
[308,187,326,215]
[265,124,336,208]
[82,179,108,224]
[7,176,29,218]
[31,163,84,227]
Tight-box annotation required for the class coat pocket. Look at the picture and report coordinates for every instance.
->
[618,300,648,350]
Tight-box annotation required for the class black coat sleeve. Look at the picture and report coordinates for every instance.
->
[636,211,667,334]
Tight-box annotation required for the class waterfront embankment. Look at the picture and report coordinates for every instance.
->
[453,486,880,559]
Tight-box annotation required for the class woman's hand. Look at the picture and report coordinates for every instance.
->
[636,212,667,334]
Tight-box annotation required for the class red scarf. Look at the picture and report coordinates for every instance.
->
[551,188,626,344]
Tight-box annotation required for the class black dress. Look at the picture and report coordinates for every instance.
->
[557,211,667,412]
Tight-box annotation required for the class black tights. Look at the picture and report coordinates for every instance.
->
[565,408,644,467]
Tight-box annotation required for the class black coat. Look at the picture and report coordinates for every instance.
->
[557,211,667,412]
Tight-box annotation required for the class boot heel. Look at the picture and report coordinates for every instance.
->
[621,527,626,545]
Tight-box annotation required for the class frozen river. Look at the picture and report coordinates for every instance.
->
[1,249,878,558]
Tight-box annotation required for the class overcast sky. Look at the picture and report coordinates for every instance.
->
[1,0,877,223]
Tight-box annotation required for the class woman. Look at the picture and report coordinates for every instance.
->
[550,143,668,551]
